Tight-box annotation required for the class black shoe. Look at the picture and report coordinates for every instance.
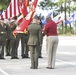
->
[22,56,26,58]
[15,57,19,59]
[11,57,15,59]
[46,67,54,69]
[30,67,35,69]
[0,57,5,60]
[39,56,43,58]
[34,67,38,69]
[6,54,11,56]
[22,55,26,58]
[11,57,19,59]
[25,56,30,58]
[22,55,29,58]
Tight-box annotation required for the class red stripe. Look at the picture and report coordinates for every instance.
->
[18,0,21,13]
[33,0,38,8]
[14,0,16,16]
[0,0,21,19]
[7,8,9,19]
[13,0,38,35]
[10,3,12,17]
[5,10,8,19]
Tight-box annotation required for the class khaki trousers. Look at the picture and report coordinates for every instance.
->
[29,45,39,68]
[46,36,58,68]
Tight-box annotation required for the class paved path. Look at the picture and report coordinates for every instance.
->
[0,36,76,75]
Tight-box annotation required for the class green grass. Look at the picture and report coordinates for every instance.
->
[58,33,76,36]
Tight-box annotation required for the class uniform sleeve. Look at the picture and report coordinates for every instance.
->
[39,27,43,45]
[43,23,49,35]
[6,24,10,39]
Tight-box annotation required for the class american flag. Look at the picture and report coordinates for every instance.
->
[13,0,38,35]
[53,12,65,24]
[65,14,75,24]
[17,0,30,23]
[0,0,21,19]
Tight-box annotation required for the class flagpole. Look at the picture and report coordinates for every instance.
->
[65,0,67,34]
[61,4,64,34]
[68,0,72,33]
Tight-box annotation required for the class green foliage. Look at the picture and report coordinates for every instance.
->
[71,2,76,11]
[57,0,65,6]
[67,26,74,34]
[0,0,11,10]
[39,0,57,10]
[0,5,2,10]
[39,0,76,34]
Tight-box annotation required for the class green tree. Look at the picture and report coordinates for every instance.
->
[0,0,11,11]
[39,0,65,34]
[39,0,58,10]
[39,0,76,34]
[56,0,65,34]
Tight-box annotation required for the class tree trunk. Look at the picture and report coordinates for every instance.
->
[68,1,72,33]
[65,0,67,34]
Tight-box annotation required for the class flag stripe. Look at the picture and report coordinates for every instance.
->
[2,11,5,19]
[0,0,21,19]
[11,0,14,17]
[13,0,38,35]
[5,10,8,18]
[7,5,10,18]
[10,2,12,17]
[16,0,20,16]
[14,0,16,16]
